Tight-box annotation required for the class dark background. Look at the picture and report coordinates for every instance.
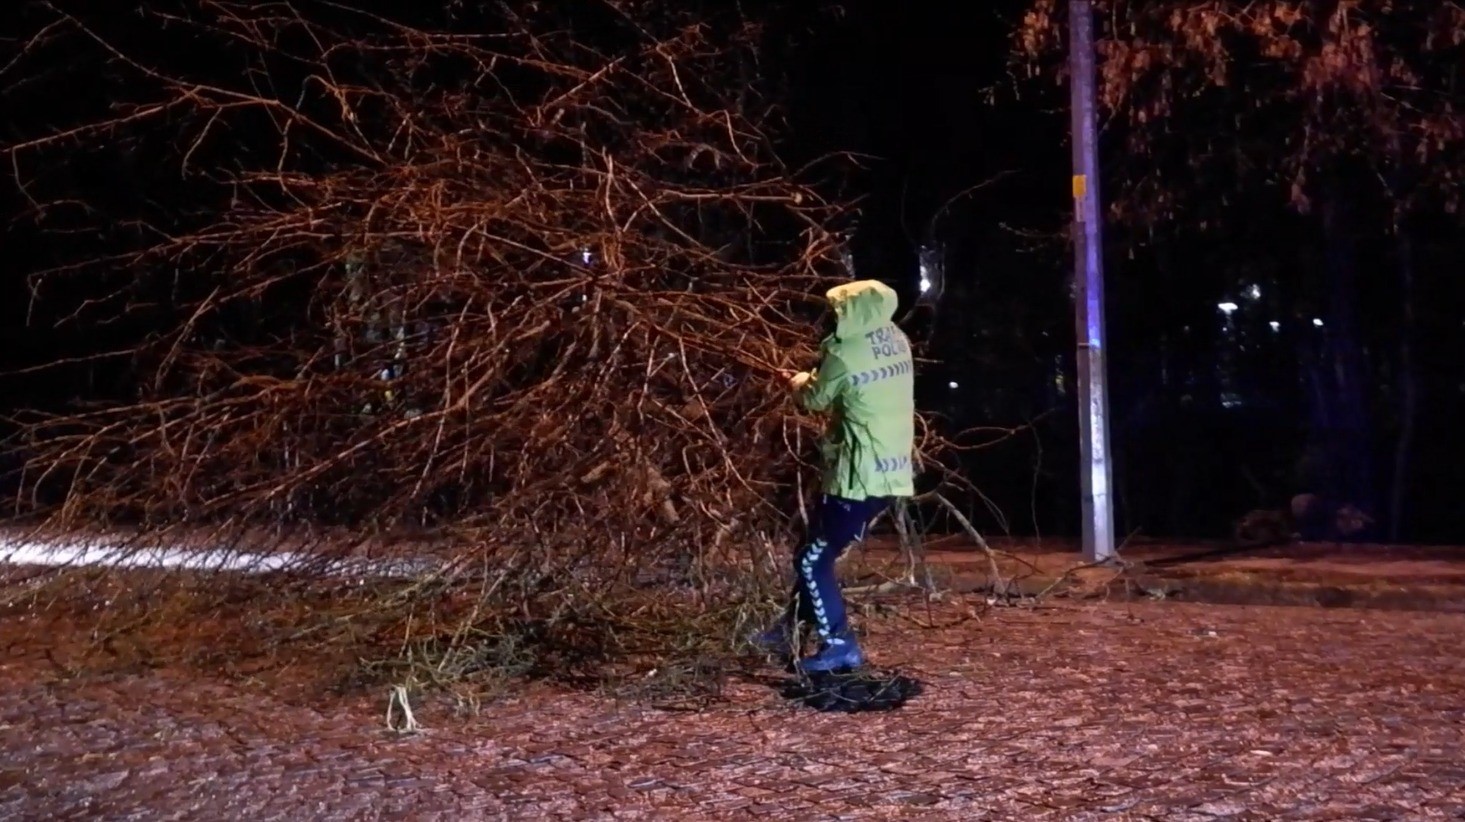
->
[4,0,1463,543]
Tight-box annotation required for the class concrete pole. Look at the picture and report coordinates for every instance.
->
[1068,0,1117,562]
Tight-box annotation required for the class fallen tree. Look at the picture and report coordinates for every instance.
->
[1,0,972,693]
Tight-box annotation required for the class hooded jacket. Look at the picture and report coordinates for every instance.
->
[794,280,916,500]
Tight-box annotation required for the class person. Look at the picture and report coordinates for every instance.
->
[754,279,916,672]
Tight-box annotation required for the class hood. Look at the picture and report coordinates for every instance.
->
[825,280,899,338]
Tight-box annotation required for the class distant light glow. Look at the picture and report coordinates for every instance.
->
[1246,284,1262,300]
[1218,302,1239,315]
[1312,318,1325,328]
[947,381,959,390]
[1269,321,1281,332]
[919,276,932,294]
[581,249,593,265]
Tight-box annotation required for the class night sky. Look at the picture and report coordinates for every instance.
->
[784,1,1055,286]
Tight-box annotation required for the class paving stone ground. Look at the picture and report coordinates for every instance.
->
[854,538,1465,612]
[4,599,1465,820]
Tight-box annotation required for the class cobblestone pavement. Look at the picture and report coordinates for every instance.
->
[4,600,1465,820]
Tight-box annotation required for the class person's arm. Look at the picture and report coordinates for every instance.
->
[792,351,850,413]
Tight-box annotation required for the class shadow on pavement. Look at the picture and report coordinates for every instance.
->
[771,668,924,713]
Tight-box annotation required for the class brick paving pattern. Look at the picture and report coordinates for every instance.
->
[4,600,1465,819]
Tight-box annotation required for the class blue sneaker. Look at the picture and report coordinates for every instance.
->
[798,633,864,673]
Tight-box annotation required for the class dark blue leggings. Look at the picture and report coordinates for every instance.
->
[790,494,891,639]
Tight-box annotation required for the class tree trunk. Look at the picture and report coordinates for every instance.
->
[1389,225,1418,542]
[1304,194,1374,522]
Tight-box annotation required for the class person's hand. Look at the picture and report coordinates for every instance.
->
[788,371,813,390]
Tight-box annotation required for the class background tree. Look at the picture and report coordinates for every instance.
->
[1015,0,1465,540]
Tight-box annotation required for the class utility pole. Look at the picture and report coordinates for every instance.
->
[1068,0,1116,562]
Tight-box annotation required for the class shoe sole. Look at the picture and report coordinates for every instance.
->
[797,655,865,674]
